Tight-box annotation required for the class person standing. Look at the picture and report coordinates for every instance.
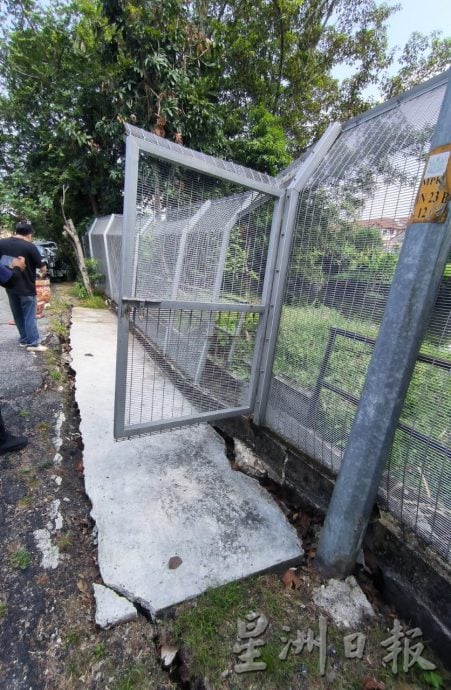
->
[0,220,48,352]
[0,254,29,454]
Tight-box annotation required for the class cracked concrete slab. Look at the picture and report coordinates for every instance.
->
[70,308,303,614]
[93,583,138,629]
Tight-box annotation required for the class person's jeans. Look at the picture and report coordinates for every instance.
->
[7,293,40,346]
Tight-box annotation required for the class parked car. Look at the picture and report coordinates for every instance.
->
[34,240,68,281]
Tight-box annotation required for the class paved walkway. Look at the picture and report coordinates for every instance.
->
[70,307,303,615]
[0,288,47,427]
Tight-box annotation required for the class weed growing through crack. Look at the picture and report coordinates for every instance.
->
[38,459,53,470]
[18,410,29,418]
[0,602,7,619]
[50,317,68,340]
[64,629,84,649]
[18,467,38,490]
[10,548,32,571]
[16,496,33,510]
[66,659,79,678]
[57,532,73,552]
[49,368,62,382]
[93,643,107,660]
[114,664,153,690]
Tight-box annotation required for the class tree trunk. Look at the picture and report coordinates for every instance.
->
[63,218,93,296]
[89,194,99,216]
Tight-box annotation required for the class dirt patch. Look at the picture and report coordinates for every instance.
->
[0,284,449,690]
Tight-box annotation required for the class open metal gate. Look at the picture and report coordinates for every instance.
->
[114,126,284,438]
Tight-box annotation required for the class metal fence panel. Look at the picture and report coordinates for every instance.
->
[265,79,450,561]
[88,216,111,294]
[122,305,262,435]
[115,139,278,437]
[92,76,450,563]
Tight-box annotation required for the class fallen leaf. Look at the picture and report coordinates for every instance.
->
[36,574,49,586]
[282,569,302,589]
[168,556,182,570]
[77,579,88,594]
[160,644,178,667]
[362,677,386,690]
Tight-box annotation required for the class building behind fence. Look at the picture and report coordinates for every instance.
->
[89,73,451,566]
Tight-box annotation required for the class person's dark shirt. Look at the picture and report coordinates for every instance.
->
[0,237,43,296]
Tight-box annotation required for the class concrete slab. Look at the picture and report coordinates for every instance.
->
[93,583,138,629]
[70,308,303,615]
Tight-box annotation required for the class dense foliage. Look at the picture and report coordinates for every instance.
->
[0,0,449,241]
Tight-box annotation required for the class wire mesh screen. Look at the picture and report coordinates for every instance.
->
[124,306,261,430]
[265,81,451,560]
[127,152,274,304]
[381,302,451,560]
[118,144,276,434]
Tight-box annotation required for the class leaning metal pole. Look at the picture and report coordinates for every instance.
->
[316,73,451,578]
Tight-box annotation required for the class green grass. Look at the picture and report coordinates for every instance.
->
[164,572,448,690]
[272,303,451,494]
[56,532,73,552]
[0,601,7,619]
[93,643,107,660]
[35,422,51,432]
[10,548,32,570]
[16,496,33,510]
[64,629,84,649]
[78,293,107,309]
[113,665,155,690]
[49,368,62,381]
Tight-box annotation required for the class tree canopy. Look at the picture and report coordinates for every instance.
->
[0,0,449,241]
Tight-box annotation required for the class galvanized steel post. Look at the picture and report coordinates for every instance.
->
[316,73,451,577]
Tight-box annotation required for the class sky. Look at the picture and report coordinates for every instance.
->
[385,0,451,66]
[333,0,451,95]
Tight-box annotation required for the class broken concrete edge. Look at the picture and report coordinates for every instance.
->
[312,575,375,629]
[93,583,138,629]
[99,553,304,622]
[214,415,451,670]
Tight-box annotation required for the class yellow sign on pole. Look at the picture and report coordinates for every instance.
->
[410,144,451,224]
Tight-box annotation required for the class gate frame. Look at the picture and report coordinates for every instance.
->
[114,132,284,439]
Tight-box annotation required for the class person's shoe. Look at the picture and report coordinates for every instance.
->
[26,344,48,352]
[19,343,28,348]
[0,433,28,455]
